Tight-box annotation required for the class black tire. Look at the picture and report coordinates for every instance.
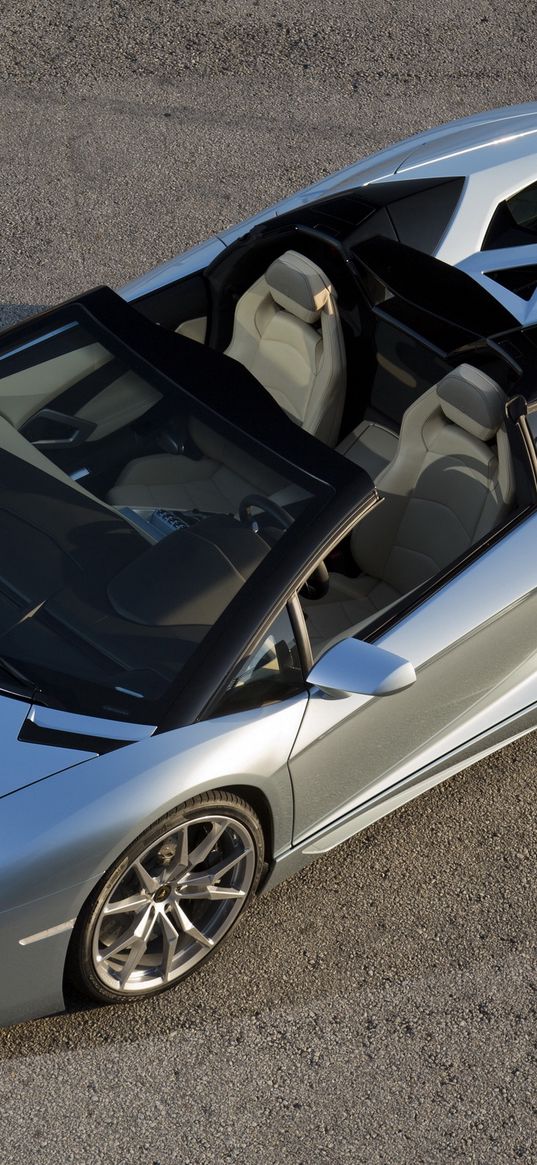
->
[67,790,265,1006]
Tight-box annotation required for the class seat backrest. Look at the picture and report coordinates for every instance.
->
[225,250,346,447]
[350,363,515,595]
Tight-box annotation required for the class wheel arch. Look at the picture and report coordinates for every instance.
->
[63,784,269,1004]
[224,782,275,871]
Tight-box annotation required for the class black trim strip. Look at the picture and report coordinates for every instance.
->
[354,236,520,338]
[18,716,123,755]
[288,591,313,675]
[363,504,536,645]
[195,486,379,727]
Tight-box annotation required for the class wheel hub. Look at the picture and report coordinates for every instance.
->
[153,883,172,902]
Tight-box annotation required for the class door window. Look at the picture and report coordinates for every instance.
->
[215,605,304,715]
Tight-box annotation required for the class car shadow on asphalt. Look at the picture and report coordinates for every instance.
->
[0,735,534,1059]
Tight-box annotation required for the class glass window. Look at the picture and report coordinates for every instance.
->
[483,180,537,250]
[215,606,304,715]
[505,181,537,229]
[0,313,329,724]
[486,264,537,301]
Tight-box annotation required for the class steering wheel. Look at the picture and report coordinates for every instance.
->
[238,494,329,600]
[239,494,294,531]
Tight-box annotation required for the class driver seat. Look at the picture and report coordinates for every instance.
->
[108,251,346,513]
[304,364,515,655]
[224,249,346,445]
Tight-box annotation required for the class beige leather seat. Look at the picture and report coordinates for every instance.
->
[109,251,346,512]
[224,250,346,445]
[304,364,515,655]
[109,416,289,513]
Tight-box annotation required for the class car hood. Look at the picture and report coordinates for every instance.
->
[0,691,95,799]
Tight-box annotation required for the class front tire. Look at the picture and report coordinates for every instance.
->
[67,791,264,1005]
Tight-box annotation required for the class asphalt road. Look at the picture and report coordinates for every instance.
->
[0,3,536,1163]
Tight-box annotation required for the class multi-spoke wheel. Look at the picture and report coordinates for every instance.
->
[68,791,264,1004]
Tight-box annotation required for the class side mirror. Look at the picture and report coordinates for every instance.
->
[307,636,416,698]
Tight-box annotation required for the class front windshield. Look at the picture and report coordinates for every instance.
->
[0,311,330,723]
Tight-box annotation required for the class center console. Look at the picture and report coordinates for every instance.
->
[117,505,217,542]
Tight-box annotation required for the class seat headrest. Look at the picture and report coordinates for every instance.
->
[265,250,332,323]
[437,363,507,441]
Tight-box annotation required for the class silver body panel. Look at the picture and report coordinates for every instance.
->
[1,878,100,1026]
[120,102,537,302]
[3,511,537,1026]
[264,699,537,892]
[0,694,95,798]
[28,704,156,743]
[289,514,537,840]
[0,698,305,1024]
[456,245,537,324]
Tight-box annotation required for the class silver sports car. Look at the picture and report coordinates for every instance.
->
[123,100,537,324]
[2,108,537,1027]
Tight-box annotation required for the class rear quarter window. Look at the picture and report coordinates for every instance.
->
[483,180,537,250]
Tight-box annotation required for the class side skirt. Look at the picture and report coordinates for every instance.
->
[260,701,537,893]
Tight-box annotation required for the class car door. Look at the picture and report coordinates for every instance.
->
[289,512,537,843]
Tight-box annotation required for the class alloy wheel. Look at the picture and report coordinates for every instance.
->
[91,813,257,993]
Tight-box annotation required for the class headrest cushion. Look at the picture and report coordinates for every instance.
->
[265,250,332,323]
[437,363,506,441]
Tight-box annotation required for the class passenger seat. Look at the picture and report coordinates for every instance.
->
[304,364,515,654]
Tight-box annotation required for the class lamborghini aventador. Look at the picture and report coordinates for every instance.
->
[2,106,537,1026]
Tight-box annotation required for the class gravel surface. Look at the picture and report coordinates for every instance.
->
[0,3,536,1163]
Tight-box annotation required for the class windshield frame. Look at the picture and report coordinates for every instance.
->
[0,287,377,730]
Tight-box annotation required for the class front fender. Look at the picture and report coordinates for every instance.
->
[0,696,307,917]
